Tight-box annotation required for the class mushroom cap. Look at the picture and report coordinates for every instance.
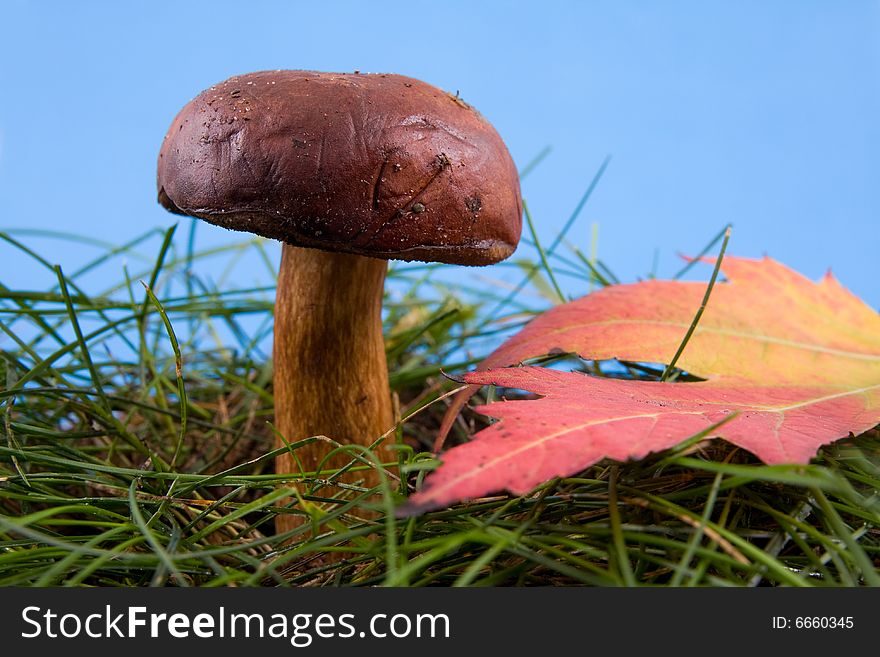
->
[157,70,522,266]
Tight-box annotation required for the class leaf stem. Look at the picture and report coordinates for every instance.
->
[484,155,611,321]
[523,200,566,304]
[141,281,188,470]
[661,227,731,382]
[608,466,636,586]
[673,223,732,280]
[518,145,552,179]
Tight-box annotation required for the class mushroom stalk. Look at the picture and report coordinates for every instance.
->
[274,244,393,533]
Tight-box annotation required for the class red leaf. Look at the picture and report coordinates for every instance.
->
[404,257,880,514]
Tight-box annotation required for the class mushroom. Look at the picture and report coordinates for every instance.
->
[156,70,522,533]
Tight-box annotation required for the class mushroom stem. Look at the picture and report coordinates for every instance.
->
[273,244,393,534]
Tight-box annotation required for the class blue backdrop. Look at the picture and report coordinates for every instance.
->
[1,1,877,308]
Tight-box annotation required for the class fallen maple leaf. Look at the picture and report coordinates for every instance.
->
[403,256,880,515]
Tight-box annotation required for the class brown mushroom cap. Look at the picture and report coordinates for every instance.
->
[157,70,522,266]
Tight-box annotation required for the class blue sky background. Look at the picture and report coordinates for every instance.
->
[1,1,878,310]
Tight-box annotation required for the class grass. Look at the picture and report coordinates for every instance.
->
[1,200,879,587]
